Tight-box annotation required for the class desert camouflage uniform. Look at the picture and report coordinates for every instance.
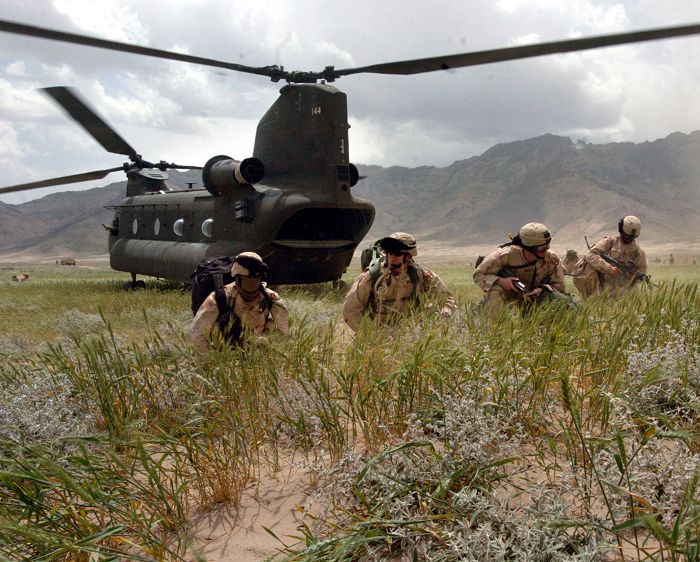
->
[192,283,289,355]
[473,245,565,316]
[563,249,579,274]
[343,263,456,332]
[573,235,647,298]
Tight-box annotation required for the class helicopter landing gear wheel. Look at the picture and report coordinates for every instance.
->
[124,273,146,290]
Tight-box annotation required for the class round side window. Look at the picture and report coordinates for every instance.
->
[154,218,160,236]
[174,218,185,237]
[201,218,214,238]
[132,218,139,235]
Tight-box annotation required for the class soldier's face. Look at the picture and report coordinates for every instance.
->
[525,242,549,260]
[620,233,636,244]
[237,275,262,297]
[534,243,549,257]
[387,252,409,275]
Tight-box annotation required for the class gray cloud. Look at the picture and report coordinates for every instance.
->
[1,0,699,202]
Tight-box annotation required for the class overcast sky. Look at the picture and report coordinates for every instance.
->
[1,0,699,203]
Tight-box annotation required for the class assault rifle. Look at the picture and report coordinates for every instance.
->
[584,235,655,287]
[498,267,579,309]
[599,253,654,285]
[499,267,528,294]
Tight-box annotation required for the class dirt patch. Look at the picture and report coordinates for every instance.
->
[186,454,316,562]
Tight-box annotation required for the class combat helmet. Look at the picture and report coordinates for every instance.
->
[517,222,552,249]
[231,251,268,278]
[618,216,641,238]
[379,232,418,256]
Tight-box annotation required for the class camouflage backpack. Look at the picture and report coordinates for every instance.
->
[190,255,271,346]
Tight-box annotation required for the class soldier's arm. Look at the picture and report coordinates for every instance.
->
[585,237,617,274]
[635,247,648,274]
[548,256,566,292]
[191,292,219,356]
[267,293,289,335]
[343,272,373,332]
[423,269,457,317]
[473,250,504,291]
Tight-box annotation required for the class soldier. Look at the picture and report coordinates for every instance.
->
[474,222,565,317]
[573,216,648,298]
[343,232,456,332]
[563,249,579,274]
[192,252,289,356]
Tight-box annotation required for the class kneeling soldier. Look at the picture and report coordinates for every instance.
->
[573,215,648,299]
[474,222,566,317]
[192,252,289,356]
[343,232,456,332]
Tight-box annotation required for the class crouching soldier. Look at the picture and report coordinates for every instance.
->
[192,252,289,356]
[474,222,566,317]
[573,215,648,299]
[343,232,456,332]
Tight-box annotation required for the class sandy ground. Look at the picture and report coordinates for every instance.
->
[185,456,318,562]
[1,240,698,560]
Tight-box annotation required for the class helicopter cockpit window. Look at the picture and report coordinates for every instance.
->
[173,219,184,237]
[154,218,160,236]
[201,218,214,238]
[132,218,139,235]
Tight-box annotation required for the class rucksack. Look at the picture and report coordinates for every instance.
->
[191,256,236,315]
[191,255,273,346]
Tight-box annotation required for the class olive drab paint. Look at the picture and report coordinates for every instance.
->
[106,84,375,285]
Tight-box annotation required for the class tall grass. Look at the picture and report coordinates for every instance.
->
[0,263,698,560]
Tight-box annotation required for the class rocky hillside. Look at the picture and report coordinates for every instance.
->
[1,133,698,258]
[354,131,700,249]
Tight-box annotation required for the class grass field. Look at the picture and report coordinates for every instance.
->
[0,261,698,561]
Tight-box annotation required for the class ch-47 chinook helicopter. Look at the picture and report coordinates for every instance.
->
[1,19,700,287]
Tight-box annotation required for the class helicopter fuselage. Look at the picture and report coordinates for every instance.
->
[108,181,374,284]
[106,82,375,285]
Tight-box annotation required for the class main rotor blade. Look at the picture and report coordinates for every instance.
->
[42,87,137,158]
[0,167,123,195]
[333,23,700,77]
[2,18,699,83]
[0,19,286,81]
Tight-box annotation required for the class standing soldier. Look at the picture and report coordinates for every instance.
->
[343,232,456,332]
[192,252,289,356]
[573,216,648,298]
[474,222,566,317]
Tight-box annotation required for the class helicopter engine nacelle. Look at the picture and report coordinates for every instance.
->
[202,155,265,196]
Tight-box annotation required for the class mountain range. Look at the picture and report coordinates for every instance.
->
[355,131,700,252]
[1,131,698,260]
